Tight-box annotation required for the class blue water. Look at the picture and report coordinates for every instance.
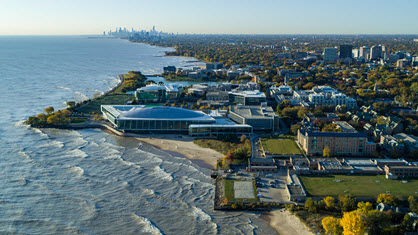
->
[0,36,276,234]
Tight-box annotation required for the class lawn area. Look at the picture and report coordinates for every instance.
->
[224,179,259,202]
[261,138,302,155]
[76,94,134,114]
[300,174,418,199]
[193,138,251,156]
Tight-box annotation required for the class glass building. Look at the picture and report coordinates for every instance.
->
[189,124,253,137]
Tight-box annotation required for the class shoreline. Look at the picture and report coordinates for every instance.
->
[100,126,222,169]
[264,209,313,235]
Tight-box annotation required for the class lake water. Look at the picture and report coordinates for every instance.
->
[0,36,276,234]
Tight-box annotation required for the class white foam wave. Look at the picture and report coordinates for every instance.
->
[18,151,32,160]
[132,213,163,235]
[66,165,85,176]
[57,86,72,91]
[38,140,64,149]
[192,206,212,222]
[32,128,48,137]
[151,166,173,181]
[119,156,142,170]
[74,91,89,101]
[14,120,30,128]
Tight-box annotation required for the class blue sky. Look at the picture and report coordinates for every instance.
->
[1,0,417,35]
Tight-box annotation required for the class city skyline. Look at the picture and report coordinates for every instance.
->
[1,0,418,35]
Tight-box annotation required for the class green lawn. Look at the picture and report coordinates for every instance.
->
[76,94,134,114]
[224,179,259,202]
[300,174,418,199]
[261,138,302,155]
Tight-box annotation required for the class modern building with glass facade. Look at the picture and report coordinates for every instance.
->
[135,84,182,103]
[101,105,216,133]
[189,124,253,137]
[228,90,267,105]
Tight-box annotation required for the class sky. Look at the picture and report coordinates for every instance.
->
[1,0,418,35]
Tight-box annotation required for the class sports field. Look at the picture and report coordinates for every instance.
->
[299,174,418,199]
[224,179,259,202]
[261,138,302,155]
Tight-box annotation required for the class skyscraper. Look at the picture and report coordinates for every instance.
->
[370,45,383,60]
[339,45,353,59]
[359,46,370,59]
[323,47,338,62]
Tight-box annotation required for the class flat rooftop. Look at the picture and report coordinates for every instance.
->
[230,105,277,119]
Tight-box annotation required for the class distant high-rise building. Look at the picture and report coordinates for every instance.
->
[339,45,353,59]
[153,26,155,31]
[370,45,383,60]
[323,47,338,62]
[352,49,360,58]
[359,46,370,59]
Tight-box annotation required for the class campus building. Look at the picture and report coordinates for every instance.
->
[228,90,267,105]
[135,84,182,102]
[297,121,376,156]
[229,105,280,132]
[101,105,216,133]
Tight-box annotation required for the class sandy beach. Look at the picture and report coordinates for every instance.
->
[134,134,223,168]
[267,209,313,235]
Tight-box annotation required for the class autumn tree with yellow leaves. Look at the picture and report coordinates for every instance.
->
[340,211,366,235]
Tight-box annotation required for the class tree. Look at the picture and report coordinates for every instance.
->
[223,197,229,205]
[340,211,366,235]
[408,196,418,213]
[45,106,54,115]
[323,146,332,158]
[322,216,343,235]
[297,107,308,120]
[240,134,247,143]
[234,147,249,160]
[305,198,317,213]
[364,210,391,235]
[339,195,356,212]
[357,202,373,214]
[280,99,291,108]
[401,214,414,232]
[324,196,336,211]
[46,114,59,125]
[290,124,301,135]
[377,193,396,206]
[66,101,76,109]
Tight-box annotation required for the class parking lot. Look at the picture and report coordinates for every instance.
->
[254,167,291,202]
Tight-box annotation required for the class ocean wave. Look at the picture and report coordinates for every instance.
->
[32,128,48,138]
[18,151,32,160]
[151,166,173,182]
[66,165,85,176]
[56,86,72,91]
[119,156,142,170]
[14,120,30,128]
[74,91,89,101]
[38,140,64,149]
[131,213,164,235]
[192,206,212,222]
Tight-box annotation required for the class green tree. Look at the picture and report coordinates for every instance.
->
[305,198,317,213]
[66,101,76,109]
[45,106,54,115]
[323,146,332,158]
[408,196,418,213]
[339,195,356,212]
[240,134,247,143]
[290,124,301,135]
[364,210,391,235]
[401,214,414,232]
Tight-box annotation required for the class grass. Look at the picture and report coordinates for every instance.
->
[193,138,251,156]
[299,174,418,199]
[76,94,134,114]
[70,118,87,123]
[261,138,302,155]
[224,179,259,202]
